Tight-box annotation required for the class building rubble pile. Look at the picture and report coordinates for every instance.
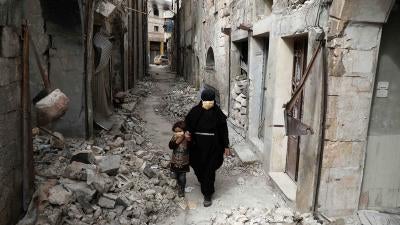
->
[33,81,181,225]
[155,81,198,122]
[231,75,248,129]
[211,206,328,225]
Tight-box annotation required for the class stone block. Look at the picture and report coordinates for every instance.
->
[133,133,145,145]
[63,161,97,181]
[0,27,20,58]
[336,96,370,141]
[48,185,73,205]
[61,179,96,202]
[342,50,376,76]
[0,82,20,114]
[0,58,20,86]
[124,140,136,150]
[98,155,121,176]
[98,196,116,209]
[70,150,96,165]
[142,164,156,179]
[86,170,114,193]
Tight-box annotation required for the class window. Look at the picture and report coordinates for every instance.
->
[154,26,159,32]
[206,47,215,70]
[153,4,159,16]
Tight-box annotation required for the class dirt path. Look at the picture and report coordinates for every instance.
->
[139,65,285,225]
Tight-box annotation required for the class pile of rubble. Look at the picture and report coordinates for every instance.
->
[211,206,326,225]
[230,76,248,128]
[33,81,181,225]
[155,81,198,122]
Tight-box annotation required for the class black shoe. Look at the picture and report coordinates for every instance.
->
[178,187,185,197]
[203,195,212,207]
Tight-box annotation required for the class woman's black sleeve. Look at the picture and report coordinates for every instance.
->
[169,137,178,150]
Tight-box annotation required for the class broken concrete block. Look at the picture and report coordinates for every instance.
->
[63,161,97,181]
[98,196,116,209]
[35,89,70,126]
[109,137,124,149]
[121,102,137,111]
[142,164,156,179]
[50,132,65,149]
[87,170,114,193]
[61,179,97,202]
[70,150,96,164]
[98,155,121,176]
[48,185,73,205]
[133,133,145,145]
[116,195,132,208]
[124,140,136,150]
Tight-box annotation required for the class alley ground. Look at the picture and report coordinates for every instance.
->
[144,65,286,225]
[29,65,330,225]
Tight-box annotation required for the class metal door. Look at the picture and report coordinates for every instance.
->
[286,38,308,181]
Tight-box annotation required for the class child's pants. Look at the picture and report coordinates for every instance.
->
[175,172,186,189]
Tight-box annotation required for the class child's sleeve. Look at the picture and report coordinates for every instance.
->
[169,136,178,150]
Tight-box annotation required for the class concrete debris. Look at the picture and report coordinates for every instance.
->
[70,150,96,164]
[50,132,65,149]
[33,81,180,225]
[211,207,325,225]
[155,82,198,122]
[98,155,121,176]
[63,161,97,181]
[48,185,73,206]
[98,196,116,209]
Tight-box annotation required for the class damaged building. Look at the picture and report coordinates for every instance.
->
[179,0,400,218]
[0,0,147,223]
[27,0,148,137]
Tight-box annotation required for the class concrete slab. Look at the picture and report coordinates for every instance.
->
[269,172,297,202]
[232,142,258,164]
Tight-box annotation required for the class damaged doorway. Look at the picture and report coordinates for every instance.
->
[231,39,249,130]
[286,36,308,182]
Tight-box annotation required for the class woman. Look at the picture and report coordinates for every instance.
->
[185,89,230,207]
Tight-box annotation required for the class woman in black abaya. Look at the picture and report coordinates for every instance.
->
[185,89,230,207]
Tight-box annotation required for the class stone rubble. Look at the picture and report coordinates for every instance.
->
[33,81,181,225]
[154,80,198,122]
[210,206,328,225]
[231,75,248,128]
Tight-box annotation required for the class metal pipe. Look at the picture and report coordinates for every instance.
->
[22,22,34,210]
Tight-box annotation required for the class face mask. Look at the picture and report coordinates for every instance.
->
[202,100,215,110]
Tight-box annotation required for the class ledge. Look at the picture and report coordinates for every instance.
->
[253,17,272,37]
[269,172,297,202]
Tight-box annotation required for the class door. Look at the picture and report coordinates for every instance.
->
[258,38,269,139]
[286,37,308,181]
[361,7,400,210]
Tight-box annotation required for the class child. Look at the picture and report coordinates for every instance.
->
[169,121,190,197]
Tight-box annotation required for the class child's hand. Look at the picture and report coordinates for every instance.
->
[184,131,191,141]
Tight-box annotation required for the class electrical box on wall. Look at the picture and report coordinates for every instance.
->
[376,81,389,98]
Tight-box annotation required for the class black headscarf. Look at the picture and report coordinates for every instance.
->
[201,89,215,101]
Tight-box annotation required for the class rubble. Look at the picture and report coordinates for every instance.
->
[33,81,179,225]
[97,155,121,176]
[155,81,198,122]
[211,207,326,225]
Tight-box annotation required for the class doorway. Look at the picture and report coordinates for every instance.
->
[361,4,400,210]
[286,36,308,182]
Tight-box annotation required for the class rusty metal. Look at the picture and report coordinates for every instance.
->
[94,32,113,73]
[29,34,50,91]
[22,21,34,211]
[283,40,324,136]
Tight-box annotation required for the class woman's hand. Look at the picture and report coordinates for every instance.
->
[224,148,231,157]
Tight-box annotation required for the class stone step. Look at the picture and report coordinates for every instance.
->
[232,142,258,164]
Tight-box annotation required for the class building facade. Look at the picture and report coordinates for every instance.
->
[147,0,173,64]
[180,0,400,217]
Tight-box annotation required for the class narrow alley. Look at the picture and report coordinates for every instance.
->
[2,0,400,225]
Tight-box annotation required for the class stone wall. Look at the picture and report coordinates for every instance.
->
[0,6,24,224]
